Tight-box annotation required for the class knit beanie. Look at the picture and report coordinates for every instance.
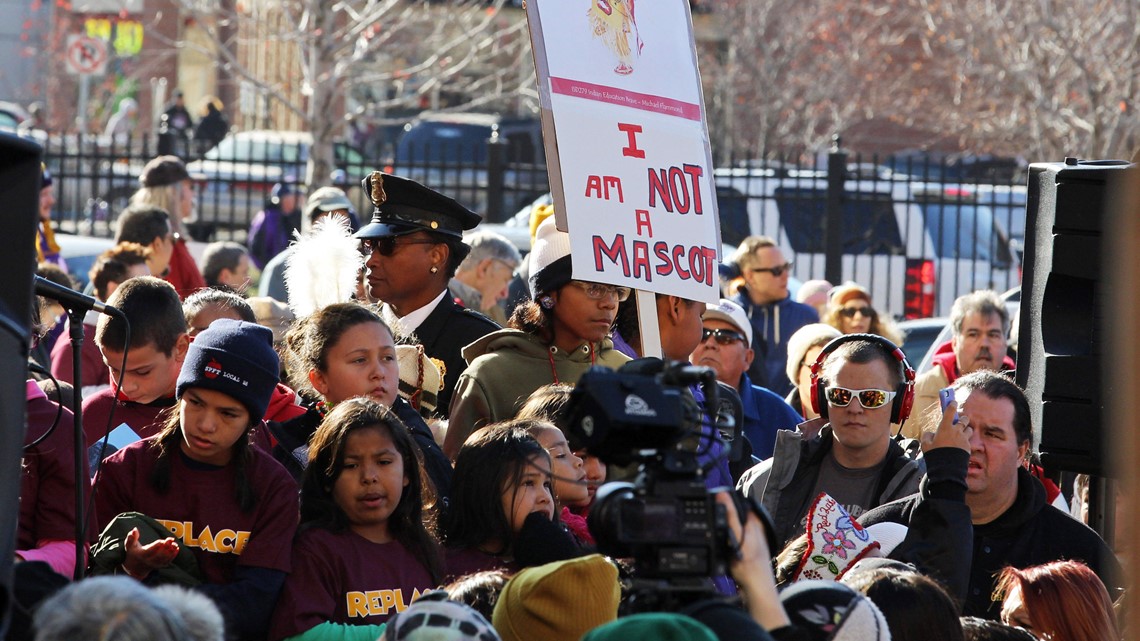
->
[492,554,619,641]
[382,591,501,641]
[785,323,842,386]
[583,613,718,641]
[527,216,573,298]
[176,319,280,420]
[780,580,891,641]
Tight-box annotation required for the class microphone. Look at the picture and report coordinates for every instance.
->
[34,275,122,316]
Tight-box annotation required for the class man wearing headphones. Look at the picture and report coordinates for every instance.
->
[736,334,925,546]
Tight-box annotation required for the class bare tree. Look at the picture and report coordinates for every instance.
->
[702,0,932,161]
[172,0,537,184]
[905,0,1140,159]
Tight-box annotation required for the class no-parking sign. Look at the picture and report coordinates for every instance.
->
[66,35,109,76]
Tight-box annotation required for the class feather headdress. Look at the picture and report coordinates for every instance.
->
[284,213,363,317]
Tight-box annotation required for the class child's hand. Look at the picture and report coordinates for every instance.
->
[122,526,180,580]
[921,400,972,454]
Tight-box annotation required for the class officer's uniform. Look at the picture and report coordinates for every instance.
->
[355,172,500,417]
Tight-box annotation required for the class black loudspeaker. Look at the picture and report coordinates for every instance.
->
[0,132,41,637]
[1016,158,1131,476]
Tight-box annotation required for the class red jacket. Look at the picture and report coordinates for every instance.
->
[165,239,206,300]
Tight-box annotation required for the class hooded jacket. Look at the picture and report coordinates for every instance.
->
[731,292,819,398]
[445,329,630,458]
[860,463,1122,619]
[737,425,925,547]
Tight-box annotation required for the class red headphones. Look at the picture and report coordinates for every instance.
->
[809,333,915,426]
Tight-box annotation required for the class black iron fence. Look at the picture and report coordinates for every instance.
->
[40,130,1027,318]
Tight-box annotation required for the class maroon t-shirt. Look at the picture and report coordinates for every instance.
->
[269,529,435,640]
[20,389,89,549]
[94,438,298,585]
[81,388,174,447]
[49,316,110,391]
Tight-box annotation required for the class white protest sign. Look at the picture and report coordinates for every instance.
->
[526,0,721,304]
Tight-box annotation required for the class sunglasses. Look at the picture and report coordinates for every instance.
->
[568,281,632,302]
[751,261,793,277]
[824,386,897,409]
[839,306,875,318]
[360,236,439,257]
[702,328,746,345]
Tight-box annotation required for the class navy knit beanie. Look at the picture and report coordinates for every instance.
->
[176,319,279,420]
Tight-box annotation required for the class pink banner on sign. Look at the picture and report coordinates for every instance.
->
[550,77,702,121]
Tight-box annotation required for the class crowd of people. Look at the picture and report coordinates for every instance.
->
[15,153,1128,641]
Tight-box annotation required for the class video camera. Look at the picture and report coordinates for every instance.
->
[566,359,774,610]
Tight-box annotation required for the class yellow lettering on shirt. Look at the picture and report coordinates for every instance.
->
[345,589,415,618]
[155,520,250,556]
[234,531,250,554]
[199,526,219,552]
[215,529,237,553]
[346,592,369,618]
[378,590,397,614]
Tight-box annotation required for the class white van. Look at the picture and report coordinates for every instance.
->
[713,169,1020,319]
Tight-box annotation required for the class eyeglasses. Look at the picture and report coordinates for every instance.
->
[750,261,793,277]
[701,328,746,345]
[569,281,631,302]
[839,306,874,319]
[824,386,897,409]
[360,236,439,257]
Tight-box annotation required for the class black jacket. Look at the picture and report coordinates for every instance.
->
[409,294,500,417]
[861,455,1122,619]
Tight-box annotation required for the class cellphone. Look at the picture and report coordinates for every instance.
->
[939,387,958,423]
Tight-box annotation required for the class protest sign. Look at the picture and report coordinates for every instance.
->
[527,0,721,303]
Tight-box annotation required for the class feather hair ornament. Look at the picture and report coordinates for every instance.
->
[284,213,364,317]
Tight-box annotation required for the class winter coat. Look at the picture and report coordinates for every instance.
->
[445,329,630,458]
[736,425,925,547]
[860,459,1122,619]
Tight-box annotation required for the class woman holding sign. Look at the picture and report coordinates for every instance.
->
[444,215,630,460]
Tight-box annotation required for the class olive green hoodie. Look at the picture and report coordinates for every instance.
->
[443,329,630,459]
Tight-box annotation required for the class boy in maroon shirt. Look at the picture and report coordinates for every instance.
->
[83,277,189,451]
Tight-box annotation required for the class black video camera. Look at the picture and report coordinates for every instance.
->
[566,359,770,609]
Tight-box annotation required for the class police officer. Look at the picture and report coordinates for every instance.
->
[355,172,500,417]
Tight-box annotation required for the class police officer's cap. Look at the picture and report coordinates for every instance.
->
[354,171,481,240]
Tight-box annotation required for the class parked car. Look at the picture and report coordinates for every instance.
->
[712,170,1021,319]
[179,130,368,235]
[390,112,548,221]
[897,316,948,368]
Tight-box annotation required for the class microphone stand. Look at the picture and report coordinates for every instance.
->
[64,305,87,582]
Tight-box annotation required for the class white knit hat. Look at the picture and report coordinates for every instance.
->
[527,216,573,298]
